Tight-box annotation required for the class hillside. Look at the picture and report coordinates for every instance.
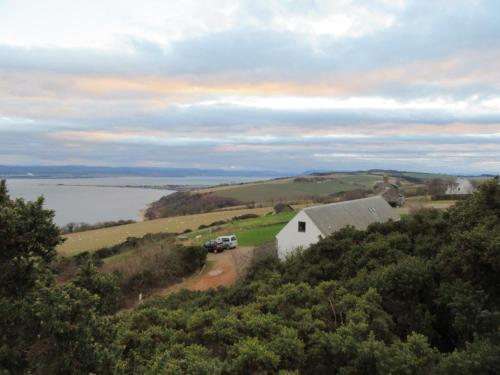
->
[2,178,499,374]
[144,171,427,219]
[144,192,244,219]
[114,178,500,374]
[143,170,457,220]
[59,171,463,256]
[197,174,380,203]
[58,205,285,256]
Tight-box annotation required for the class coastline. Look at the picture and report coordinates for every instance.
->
[39,183,210,192]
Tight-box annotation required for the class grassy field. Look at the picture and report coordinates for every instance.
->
[397,172,454,181]
[59,205,278,256]
[229,211,296,230]
[397,196,457,215]
[223,211,296,247]
[367,170,454,181]
[184,210,297,248]
[193,170,463,205]
[204,173,381,203]
[236,223,286,246]
[332,174,382,185]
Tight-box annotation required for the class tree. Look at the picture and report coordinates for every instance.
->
[73,259,121,314]
[0,179,62,297]
[0,180,116,374]
[145,344,223,375]
[26,283,117,375]
[0,179,8,205]
[228,337,280,374]
[427,178,447,196]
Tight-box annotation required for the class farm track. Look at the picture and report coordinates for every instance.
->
[154,246,255,296]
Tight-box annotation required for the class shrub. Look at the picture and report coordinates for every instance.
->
[145,192,243,219]
[60,219,136,234]
[232,213,260,221]
[198,220,227,230]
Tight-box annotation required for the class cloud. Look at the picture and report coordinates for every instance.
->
[0,0,500,173]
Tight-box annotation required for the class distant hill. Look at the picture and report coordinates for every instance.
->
[303,169,494,180]
[300,169,460,184]
[0,165,283,178]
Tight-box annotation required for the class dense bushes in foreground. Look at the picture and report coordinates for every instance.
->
[1,179,499,374]
[115,178,500,374]
[60,232,207,310]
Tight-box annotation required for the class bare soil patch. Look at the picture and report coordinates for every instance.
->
[158,246,255,295]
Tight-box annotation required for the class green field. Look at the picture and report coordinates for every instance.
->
[333,174,382,185]
[230,211,296,230]
[236,223,287,246]
[372,171,454,181]
[59,206,277,256]
[186,210,296,247]
[99,212,294,264]
[210,174,380,202]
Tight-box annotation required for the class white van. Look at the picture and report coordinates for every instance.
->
[217,235,238,249]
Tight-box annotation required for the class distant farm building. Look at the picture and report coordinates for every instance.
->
[275,196,400,260]
[445,178,475,195]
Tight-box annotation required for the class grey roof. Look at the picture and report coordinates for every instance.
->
[303,196,400,236]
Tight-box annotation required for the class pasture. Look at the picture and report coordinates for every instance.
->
[397,196,457,215]
[184,210,297,247]
[204,173,381,203]
[59,205,277,256]
[236,223,286,246]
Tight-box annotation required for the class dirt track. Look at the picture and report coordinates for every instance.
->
[159,246,255,295]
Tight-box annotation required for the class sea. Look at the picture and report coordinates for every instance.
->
[5,176,268,226]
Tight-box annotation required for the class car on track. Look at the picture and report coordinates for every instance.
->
[203,239,225,253]
[216,235,238,249]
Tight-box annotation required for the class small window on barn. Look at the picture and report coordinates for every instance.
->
[298,221,306,232]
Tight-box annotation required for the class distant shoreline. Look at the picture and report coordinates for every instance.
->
[37,183,208,192]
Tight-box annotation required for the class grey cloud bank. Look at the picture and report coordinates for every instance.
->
[0,0,500,174]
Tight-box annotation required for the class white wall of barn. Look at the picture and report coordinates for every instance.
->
[276,210,323,260]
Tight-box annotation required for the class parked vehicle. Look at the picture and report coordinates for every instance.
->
[203,239,225,253]
[216,235,238,249]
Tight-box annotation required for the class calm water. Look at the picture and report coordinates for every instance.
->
[5,176,268,226]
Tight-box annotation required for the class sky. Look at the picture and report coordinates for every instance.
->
[1,0,500,174]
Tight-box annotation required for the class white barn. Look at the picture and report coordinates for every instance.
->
[445,178,475,195]
[275,196,400,260]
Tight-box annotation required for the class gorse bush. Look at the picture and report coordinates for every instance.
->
[73,232,176,265]
[117,178,500,374]
[0,180,116,374]
[1,178,499,374]
[96,238,207,307]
